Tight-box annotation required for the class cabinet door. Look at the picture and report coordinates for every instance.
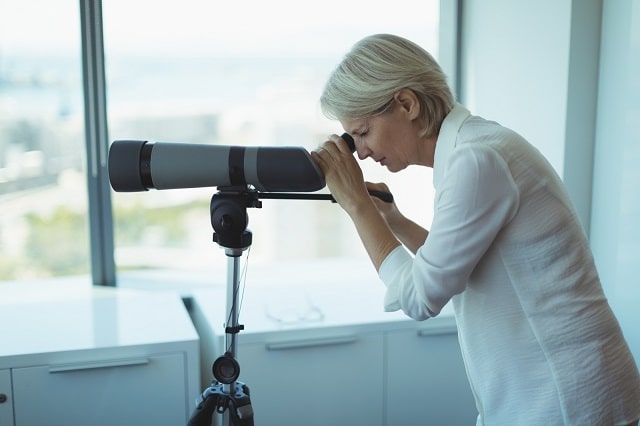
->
[12,353,188,426]
[232,331,384,426]
[385,328,477,425]
[0,369,13,426]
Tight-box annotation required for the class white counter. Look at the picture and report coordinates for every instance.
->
[0,280,198,364]
[192,257,456,343]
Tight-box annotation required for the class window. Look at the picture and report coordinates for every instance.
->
[0,1,89,281]
[104,0,440,286]
[1,0,441,287]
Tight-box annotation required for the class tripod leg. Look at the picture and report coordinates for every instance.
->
[187,390,219,426]
[228,382,254,426]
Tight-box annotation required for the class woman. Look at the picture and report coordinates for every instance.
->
[311,33,640,425]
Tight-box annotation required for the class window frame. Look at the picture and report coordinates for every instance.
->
[81,0,115,285]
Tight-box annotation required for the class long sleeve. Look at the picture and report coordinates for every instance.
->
[378,144,519,319]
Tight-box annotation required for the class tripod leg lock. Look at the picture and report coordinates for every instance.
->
[225,324,244,334]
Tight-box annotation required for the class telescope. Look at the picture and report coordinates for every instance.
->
[108,133,357,193]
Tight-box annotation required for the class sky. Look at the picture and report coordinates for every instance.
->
[0,0,439,56]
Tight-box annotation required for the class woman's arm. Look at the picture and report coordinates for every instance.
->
[367,182,428,254]
[385,214,428,254]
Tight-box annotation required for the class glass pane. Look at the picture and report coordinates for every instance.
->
[0,1,89,281]
[104,0,440,282]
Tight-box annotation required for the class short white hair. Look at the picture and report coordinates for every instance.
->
[320,34,455,137]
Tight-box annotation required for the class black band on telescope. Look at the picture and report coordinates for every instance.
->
[228,146,245,186]
[140,142,155,189]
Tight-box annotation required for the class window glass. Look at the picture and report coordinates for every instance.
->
[0,1,89,281]
[104,0,440,283]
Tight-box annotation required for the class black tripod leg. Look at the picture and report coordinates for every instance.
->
[228,382,254,426]
[187,390,219,426]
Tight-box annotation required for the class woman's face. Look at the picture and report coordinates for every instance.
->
[339,100,426,172]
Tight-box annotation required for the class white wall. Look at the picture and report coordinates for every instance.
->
[459,0,571,172]
[590,0,640,362]
[458,0,600,232]
[458,0,639,363]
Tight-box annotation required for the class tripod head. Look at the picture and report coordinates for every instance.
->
[210,186,260,252]
[210,184,393,254]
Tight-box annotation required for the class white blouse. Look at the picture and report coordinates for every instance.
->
[379,104,640,425]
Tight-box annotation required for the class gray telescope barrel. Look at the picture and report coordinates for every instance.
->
[108,140,326,193]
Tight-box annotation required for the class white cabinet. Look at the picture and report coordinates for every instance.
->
[12,353,188,426]
[192,269,477,426]
[0,282,200,426]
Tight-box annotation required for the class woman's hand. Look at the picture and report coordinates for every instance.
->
[311,134,372,215]
[366,182,428,254]
[365,182,399,221]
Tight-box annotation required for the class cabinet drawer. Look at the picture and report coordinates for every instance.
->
[12,353,188,426]
[231,332,385,426]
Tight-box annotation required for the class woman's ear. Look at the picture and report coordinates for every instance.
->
[393,88,421,121]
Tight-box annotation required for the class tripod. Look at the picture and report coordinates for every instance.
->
[187,186,260,426]
[187,185,392,426]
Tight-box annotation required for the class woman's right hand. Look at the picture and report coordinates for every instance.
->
[366,182,402,226]
[367,181,428,254]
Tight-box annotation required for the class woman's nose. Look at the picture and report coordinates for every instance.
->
[355,139,372,160]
